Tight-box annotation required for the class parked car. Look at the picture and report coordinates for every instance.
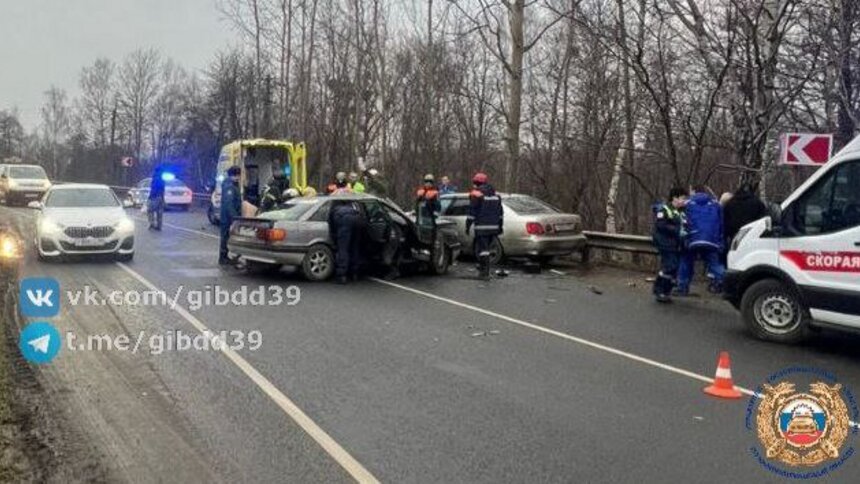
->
[30,184,135,261]
[438,193,585,264]
[227,193,461,281]
[127,177,193,210]
[0,164,51,206]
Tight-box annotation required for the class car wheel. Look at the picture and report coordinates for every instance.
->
[487,237,504,265]
[207,205,220,225]
[302,244,334,281]
[428,236,450,275]
[741,279,810,344]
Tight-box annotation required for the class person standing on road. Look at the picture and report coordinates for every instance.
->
[439,176,457,195]
[328,199,363,284]
[259,167,290,213]
[723,182,767,248]
[416,174,441,225]
[466,172,503,280]
[327,172,353,194]
[651,187,688,303]
[678,185,726,295]
[147,166,166,231]
[219,166,242,266]
[349,172,366,193]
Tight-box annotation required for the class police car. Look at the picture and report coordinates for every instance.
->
[725,137,860,343]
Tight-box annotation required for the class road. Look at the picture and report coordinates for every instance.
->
[2,203,860,483]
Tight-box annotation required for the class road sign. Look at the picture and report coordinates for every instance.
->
[779,133,833,166]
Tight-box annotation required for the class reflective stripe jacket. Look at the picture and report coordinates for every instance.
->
[467,184,503,235]
[651,203,685,252]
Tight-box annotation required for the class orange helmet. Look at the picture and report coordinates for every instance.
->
[472,172,488,184]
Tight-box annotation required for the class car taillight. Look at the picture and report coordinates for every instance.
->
[257,228,286,241]
[525,222,545,235]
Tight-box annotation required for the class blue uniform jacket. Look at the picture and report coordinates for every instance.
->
[467,184,503,235]
[685,192,723,250]
[220,179,242,223]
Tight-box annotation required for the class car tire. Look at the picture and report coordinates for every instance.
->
[428,236,450,275]
[741,279,810,344]
[302,244,335,281]
[116,252,134,263]
[488,237,504,265]
[207,205,220,226]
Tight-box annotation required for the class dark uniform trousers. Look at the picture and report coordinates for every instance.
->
[331,204,363,277]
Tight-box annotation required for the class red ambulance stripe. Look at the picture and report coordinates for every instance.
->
[781,251,860,273]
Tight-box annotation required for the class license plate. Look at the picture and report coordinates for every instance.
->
[169,191,185,196]
[555,223,575,232]
[237,226,258,237]
[74,238,104,247]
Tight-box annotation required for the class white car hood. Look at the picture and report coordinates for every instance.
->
[42,207,126,226]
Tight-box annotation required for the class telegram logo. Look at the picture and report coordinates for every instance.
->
[18,322,62,364]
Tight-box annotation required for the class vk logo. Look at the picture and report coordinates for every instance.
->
[19,277,60,318]
[18,322,61,364]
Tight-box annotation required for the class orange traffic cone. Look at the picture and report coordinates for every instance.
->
[704,351,743,399]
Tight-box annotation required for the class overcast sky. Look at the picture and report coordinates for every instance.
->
[0,0,233,130]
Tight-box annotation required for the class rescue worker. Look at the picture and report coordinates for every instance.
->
[651,187,688,303]
[147,166,166,231]
[466,172,503,280]
[219,166,242,265]
[415,174,441,224]
[363,168,388,197]
[678,185,726,295]
[328,198,363,284]
[349,172,366,193]
[327,172,353,194]
[259,168,291,212]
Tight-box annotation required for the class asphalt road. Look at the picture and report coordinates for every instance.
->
[3,204,860,483]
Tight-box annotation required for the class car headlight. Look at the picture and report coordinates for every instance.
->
[43,180,52,189]
[39,218,62,234]
[731,226,753,252]
[7,179,17,189]
[0,234,21,259]
[116,218,135,232]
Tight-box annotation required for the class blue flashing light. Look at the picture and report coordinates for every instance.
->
[161,172,176,182]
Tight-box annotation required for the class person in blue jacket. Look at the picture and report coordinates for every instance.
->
[219,166,242,265]
[677,185,725,294]
[652,187,688,303]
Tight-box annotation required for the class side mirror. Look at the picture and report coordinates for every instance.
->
[27,201,42,210]
[122,199,134,208]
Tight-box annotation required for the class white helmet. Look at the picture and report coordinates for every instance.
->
[367,168,379,177]
[283,188,300,198]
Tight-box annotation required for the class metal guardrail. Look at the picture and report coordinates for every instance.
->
[581,231,657,263]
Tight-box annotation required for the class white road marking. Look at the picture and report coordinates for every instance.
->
[92,208,860,431]
[371,278,860,430]
[116,262,379,483]
[132,216,220,239]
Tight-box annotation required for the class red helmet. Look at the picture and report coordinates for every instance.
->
[472,172,488,184]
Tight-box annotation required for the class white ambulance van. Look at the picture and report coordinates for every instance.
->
[725,137,860,343]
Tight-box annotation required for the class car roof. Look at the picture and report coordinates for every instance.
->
[50,183,111,190]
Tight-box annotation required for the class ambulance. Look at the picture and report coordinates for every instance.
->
[725,136,860,343]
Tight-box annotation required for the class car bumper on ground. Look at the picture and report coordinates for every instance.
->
[504,234,587,257]
[722,269,743,309]
[227,241,307,266]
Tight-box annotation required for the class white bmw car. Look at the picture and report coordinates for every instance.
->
[30,184,136,261]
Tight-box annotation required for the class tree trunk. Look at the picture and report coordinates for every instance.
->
[505,0,525,192]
